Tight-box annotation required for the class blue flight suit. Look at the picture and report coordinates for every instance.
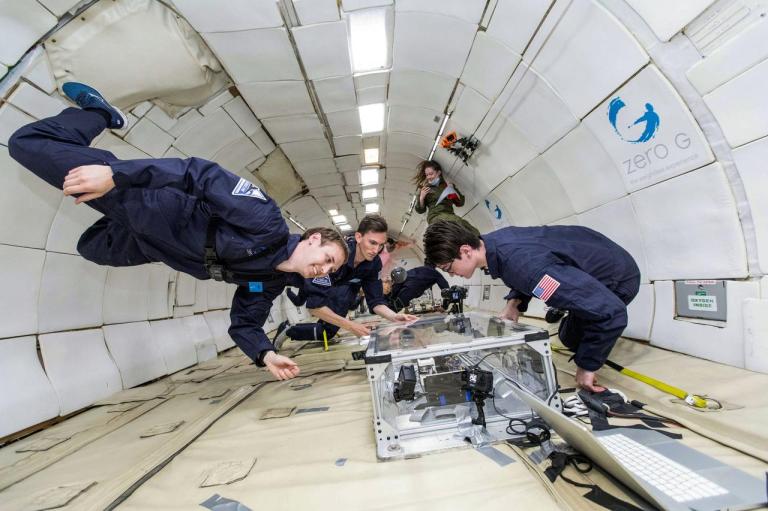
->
[9,107,303,365]
[285,238,387,340]
[482,226,640,371]
[388,266,449,312]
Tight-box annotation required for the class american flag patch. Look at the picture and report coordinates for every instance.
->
[532,274,560,302]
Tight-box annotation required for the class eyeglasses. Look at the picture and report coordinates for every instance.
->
[439,260,455,274]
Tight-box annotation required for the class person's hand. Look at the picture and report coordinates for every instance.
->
[63,164,115,204]
[575,366,606,393]
[347,321,371,338]
[392,313,418,322]
[498,298,522,322]
[263,351,300,380]
[419,186,430,202]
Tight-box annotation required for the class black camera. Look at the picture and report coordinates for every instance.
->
[441,285,468,314]
[461,368,494,398]
[393,364,417,402]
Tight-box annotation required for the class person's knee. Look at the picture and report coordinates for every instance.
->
[7,126,34,162]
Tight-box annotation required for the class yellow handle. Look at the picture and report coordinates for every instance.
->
[323,329,329,352]
[618,367,707,408]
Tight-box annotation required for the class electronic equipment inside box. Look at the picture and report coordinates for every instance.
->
[364,312,560,460]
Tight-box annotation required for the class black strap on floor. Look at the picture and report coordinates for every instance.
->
[578,390,682,439]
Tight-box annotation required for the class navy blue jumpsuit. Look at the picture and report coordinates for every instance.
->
[388,266,449,312]
[285,238,387,340]
[9,108,303,365]
[482,226,640,371]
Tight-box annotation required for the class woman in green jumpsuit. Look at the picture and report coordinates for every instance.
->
[413,160,480,236]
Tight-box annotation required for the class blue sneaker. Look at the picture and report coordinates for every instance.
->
[62,82,128,130]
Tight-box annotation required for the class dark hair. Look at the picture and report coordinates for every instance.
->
[302,227,349,260]
[423,220,481,265]
[357,214,388,235]
[413,159,443,187]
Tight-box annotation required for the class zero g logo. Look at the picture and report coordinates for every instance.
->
[608,97,660,144]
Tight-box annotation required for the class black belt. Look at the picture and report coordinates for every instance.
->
[204,215,287,284]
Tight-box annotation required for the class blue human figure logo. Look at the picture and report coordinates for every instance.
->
[608,97,660,143]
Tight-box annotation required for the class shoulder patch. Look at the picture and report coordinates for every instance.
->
[232,177,267,201]
[312,275,332,287]
[532,274,560,302]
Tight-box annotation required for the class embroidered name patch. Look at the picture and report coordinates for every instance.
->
[232,178,266,200]
[532,274,560,302]
[312,275,332,286]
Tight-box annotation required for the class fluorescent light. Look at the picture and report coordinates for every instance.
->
[428,113,451,160]
[359,167,379,186]
[349,9,387,73]
[365,203,379,213]
[359,103,384,134]
[364,148,379,164]
[328,209,338,216]
[339,223,352,231]
[332,214,347,224]
[361,188,378,200]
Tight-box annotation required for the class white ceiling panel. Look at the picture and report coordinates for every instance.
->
[703,58,768,148]
[357,86,388,105]
[388,105,442,139]
[204,309,236,351]
[486,0,550,55]
[239,81,315,118]
[343,170,361,186]
[631,163,747,280]
[0,104,35,146]
[124,118,174,158]
[303,172,343,188]
[23,50,56,94]
[0,147,62,249]
[396,0,485,24]
[312,184,346,198]
[199,89,235,116]
[38,252,107,333]
[0,1,56,66]
[103,266,150,324]
[388,69,456,111]
[625,0,715,41]
[0,245,45,338]
[334,135,362,155]
[150,318,197,374]
[493,177,538,226]
[686,19,768,96]
[449,88,490,135]
[294,0,340,25]
[250,125,277,155]
[583,65,714,192]
[508,157,575,224]
[342,0,393,11]
[203,28,302,83]
[386,132,432,159]
[327,109,363,137]
[470,116,538,195]
[529,0,648,119]
[173,109,244,159]
[314,75,357,113]
[262,114,325,143]
[543,124,626,214]
[576,196,649,283]
[293,158,337,175]
[385,151,422,169]
[732,136,768,274]
[392,12,477,78]
[499,65,578,153]
[461,32,521,101]
[223,96,263,137]
[173,0,282,32]
[211,136,265,172]
[45,195,104,255]
[281,139,333,161]
[293,21,352,79]
[6,82,68,119]
[355,70,390,89]
[335,154,363,172]
[36,0,81,17]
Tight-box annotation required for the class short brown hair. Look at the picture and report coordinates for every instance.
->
[423,220,481,265]
[302,227,349,260]
[413,159,443,187]
[357,214,388,235]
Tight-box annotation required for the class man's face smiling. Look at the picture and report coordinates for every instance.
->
[301,233,345,278]
[355,231,387,262]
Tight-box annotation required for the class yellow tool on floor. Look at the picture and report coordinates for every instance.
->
[552,346,709,408]
[323,329,329,352]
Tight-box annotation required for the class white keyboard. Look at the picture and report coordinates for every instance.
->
[597,433,729,503]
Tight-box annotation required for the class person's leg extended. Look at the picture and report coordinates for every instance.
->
[286,321,340,341]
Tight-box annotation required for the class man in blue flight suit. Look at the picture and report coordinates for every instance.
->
[386,265,449,312]
[273,215,418,347]
[423,220,640,392]
[8,82,348,381]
